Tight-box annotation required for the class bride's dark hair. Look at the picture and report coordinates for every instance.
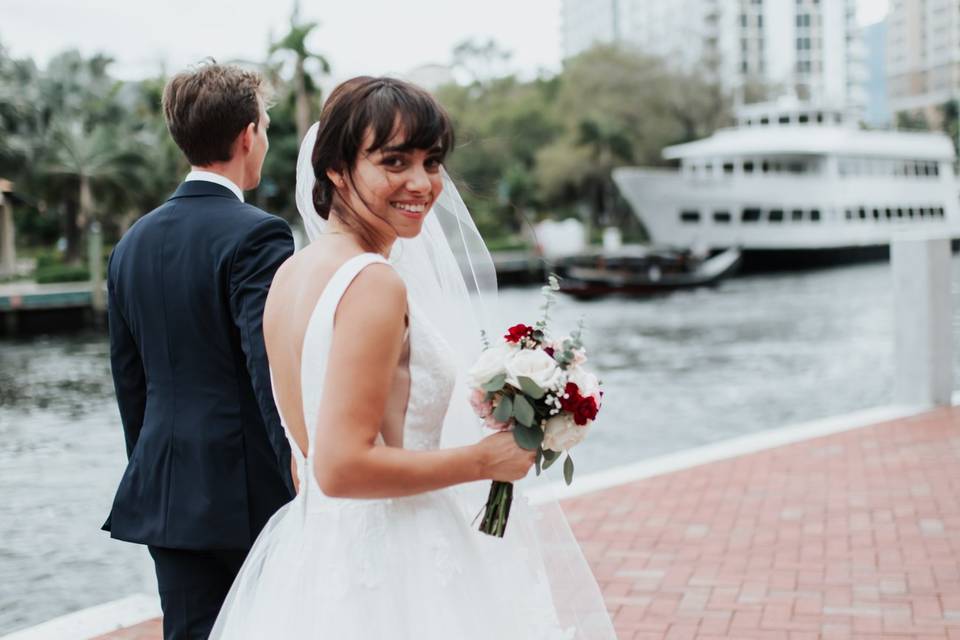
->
[311,77,455,246]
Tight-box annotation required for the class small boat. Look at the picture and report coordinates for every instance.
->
[554,246,742,299]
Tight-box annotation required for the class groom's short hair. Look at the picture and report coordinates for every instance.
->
[162,61,268,166]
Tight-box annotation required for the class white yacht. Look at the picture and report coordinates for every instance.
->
[612,98,960,268]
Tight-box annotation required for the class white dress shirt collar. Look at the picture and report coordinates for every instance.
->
[185,170,244,202]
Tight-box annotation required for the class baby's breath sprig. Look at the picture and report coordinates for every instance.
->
[479,329,490,350]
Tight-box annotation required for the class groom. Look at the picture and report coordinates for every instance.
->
[103,62,295,639]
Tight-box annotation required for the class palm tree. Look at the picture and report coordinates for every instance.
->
[41,120,142,263]
[269,1,330,142]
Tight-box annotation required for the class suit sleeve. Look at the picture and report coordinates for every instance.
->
[229,215,295,494]
[107,250,147,459]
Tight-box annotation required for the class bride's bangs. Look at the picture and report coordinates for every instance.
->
[362,83,454,160]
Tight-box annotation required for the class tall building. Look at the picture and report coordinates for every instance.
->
[560,0,867,113]
[864,20,892,126]
[886,0,960,123]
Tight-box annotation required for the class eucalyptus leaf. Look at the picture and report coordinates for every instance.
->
[513,424,543,451]
[542,451,560,471]
[517,376,546,400]
[482,373,507,392]
[513,395,535,427]
[492,395,513,423]
[535,448,543,475]
[563,454,575,486]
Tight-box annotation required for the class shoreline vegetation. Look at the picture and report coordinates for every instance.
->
[0,8,746,286]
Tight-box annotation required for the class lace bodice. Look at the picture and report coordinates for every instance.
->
[288,253,458,492]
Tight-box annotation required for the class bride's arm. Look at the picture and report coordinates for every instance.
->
[312,264,533,499]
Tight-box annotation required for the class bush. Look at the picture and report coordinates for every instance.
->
[35,264,90,284]
[34,250,63,270]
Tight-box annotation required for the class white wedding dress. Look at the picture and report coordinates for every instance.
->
[210,253,606,638]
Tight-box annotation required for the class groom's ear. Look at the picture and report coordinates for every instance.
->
[238,122,257,155]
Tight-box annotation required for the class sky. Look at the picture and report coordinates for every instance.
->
[1,0,890,82]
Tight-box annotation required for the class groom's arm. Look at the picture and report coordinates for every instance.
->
[229,215,295,494]
[107,251,147,459]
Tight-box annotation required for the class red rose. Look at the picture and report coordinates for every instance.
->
[505,323,534,343]
[559,382,583,413]
[572,395,598,426]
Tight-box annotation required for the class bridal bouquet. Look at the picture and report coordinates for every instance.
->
[468,275,603,537]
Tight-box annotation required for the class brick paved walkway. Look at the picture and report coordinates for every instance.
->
[562,407,960,639]
[92,407,960,640]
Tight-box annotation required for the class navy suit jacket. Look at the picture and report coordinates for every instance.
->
[103,180,295,550]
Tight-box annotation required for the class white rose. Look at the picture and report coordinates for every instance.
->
[467,344,515,388]
[505,348,563,391]
[542,415,590,452]
[567,368,601,401]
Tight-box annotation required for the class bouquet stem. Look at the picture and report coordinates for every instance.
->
[479,480,513,537]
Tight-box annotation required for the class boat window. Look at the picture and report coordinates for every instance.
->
[791,209,804,221]
[760,116,769,125]
[918,208,926,218]
[816,112,824,123]
[896,208,904,218]
[778,115,790,124]
[743,160,755,173]
[885,208,893,219]
[798,114,809,124]
[933,164,940,176]
[769,209,784,222]
[742,208,762,223]
[723,162,735,174]
[761,161,770,173]
[938,207,945,217]
[787,162,804,173]
[858,207,867,219]
[872,208,880,219]
[810,209,821,222]
[844,209,853,220]
[713,211,732,223]
[680,210,701,224]
[908,208,916,218]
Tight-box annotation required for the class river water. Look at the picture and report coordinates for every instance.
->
[2,258,960,634]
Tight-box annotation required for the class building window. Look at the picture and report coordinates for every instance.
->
[713,211,732,223]
[680,210,701,223]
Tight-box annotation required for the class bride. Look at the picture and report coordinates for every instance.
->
[210,76,614,639]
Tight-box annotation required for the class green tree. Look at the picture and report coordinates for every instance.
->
[269,1,331,142]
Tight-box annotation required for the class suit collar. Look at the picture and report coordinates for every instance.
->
[169,180,243,202]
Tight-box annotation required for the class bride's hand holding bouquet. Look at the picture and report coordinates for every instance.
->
[468,275,603,537]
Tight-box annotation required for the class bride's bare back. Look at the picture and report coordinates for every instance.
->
[263,237,409,484]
